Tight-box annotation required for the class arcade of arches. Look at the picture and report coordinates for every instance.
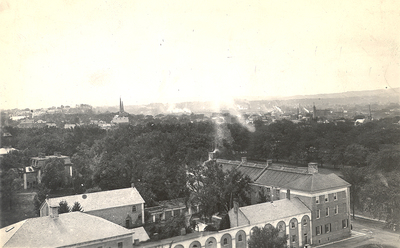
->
[174,215,311,248]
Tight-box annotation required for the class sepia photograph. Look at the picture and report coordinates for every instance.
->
[0,0,399,247]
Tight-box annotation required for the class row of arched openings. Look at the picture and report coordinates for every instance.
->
[175,215,310,248]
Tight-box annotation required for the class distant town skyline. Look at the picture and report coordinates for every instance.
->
[1,0,399,110]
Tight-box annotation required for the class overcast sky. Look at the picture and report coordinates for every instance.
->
[1,0,399,109]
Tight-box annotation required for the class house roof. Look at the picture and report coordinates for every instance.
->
[0,212,135,248]
[254,168,307,188]
[238,198,310,225]
[216,159,267,181]
[283,173,350,193]
[46,187,144,211]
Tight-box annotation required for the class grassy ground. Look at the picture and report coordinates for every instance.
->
[0,192,37,228]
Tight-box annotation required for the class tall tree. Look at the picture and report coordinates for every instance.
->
[41,158,68,190]
[247,226,288,248]
[341,166,367,219]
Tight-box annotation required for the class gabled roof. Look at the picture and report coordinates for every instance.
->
[46,187,144,211]
[238,198,310,225]
[283,173,350,193]
[1,212,135,247]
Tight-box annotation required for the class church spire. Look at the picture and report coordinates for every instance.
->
[120,97,124,113]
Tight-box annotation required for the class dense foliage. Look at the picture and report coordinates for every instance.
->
[248,226,288,248]
[1,116,399,228]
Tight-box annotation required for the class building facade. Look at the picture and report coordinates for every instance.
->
[40,185,145,228]
[216,157,351,246]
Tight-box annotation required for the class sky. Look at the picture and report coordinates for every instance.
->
[0,0,399,110]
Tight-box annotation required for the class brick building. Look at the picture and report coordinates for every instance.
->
[40,185,145,228]
[216,157,351,246]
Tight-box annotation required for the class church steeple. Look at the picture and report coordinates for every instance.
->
[120,97,124,113]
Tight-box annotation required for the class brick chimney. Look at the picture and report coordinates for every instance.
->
[308,162,319,174]
[208,152,214,161]
[266,159,272,167]
[49,205,59,218]
[241,157,247,164]
[286,189,291,200]
[233,199,239,227]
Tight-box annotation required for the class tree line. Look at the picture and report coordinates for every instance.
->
[1,117,399,229]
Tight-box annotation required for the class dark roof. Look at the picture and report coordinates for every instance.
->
[216,159,267,181]
[254,169,307,188]
[283,173,351,193]
[1,212,134,247]
[217,159,350,193]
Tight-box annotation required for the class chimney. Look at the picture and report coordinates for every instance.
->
[208,152,214,161]
[54,151,61,157]
[266,159,272,167]
[131,182,135,188]
[286,189,291,200]
[233,199,239,227]
[241,157,247,164]
[308,162,319,174]
[49,205,59,218]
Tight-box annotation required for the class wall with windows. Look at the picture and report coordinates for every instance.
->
[78,235,132,248]
[88,203,144,228]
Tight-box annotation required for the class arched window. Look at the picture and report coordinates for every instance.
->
[236,230,246,248]
[189,241,201,248]
[221,234,232,248]
[223,238,228,245]
[205,237,217,248]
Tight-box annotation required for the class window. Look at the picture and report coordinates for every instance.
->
[333,192,338,201]
[291,235,296,242]
[223,238,228,245]
[276,189,280,196]
[208,241,213,246]
[325,223,331,233]
[118,242,123,248]
[238,235,242,241]
[266,188,271,193]
[132,205,137,212]
[303,218,307,226]
[326,207,329,217]
[325,194,329,202]
[315,196,320,204]
[316,226,322,235]
[316,210,320,219]
[342,219,348,228]
[291,221,296,229]
[334,205,339,215]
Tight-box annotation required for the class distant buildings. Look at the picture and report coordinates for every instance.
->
[112,98,129,125]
